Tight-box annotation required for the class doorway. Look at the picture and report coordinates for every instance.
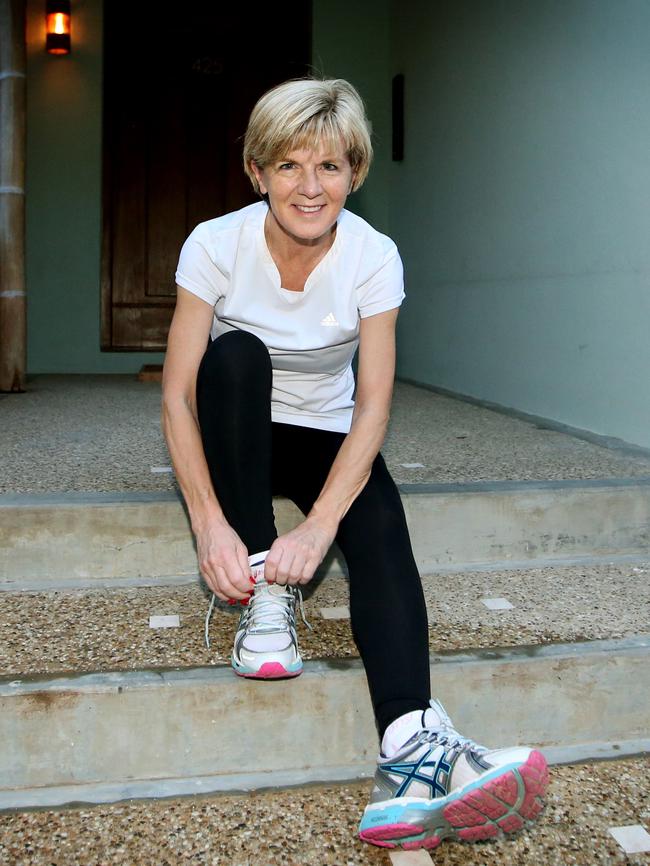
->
[101,2,312,351]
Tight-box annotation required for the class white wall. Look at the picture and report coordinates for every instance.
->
[391,0,650,448]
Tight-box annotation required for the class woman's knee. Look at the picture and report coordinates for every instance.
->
[198,329,271,390]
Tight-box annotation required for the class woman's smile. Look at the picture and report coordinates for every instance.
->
[293,204,326,213]
[251,141,354,249]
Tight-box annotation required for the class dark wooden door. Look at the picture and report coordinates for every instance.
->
[101,2,311,351]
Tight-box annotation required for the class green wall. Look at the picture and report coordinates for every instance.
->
[25,0,164,373]
[25,0,650,450]
[390,0,650,448]
[312,0,392,233]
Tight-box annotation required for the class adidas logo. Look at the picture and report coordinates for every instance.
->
[320,312,339,326]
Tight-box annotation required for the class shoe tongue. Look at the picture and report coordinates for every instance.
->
[381,704,445,757]
[422,704,444,730]
[268,583,288,596]
[381,711,425,757]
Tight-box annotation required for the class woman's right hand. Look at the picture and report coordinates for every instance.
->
[194,518,252,602]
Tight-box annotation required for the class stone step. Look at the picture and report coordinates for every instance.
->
[5,378,650,497]
[1,561,648,678]
[1,757,648,865]
[2,477,650,589]
[2,556,648,812]
[2,634,648,810]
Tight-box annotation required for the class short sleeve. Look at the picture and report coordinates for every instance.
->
[356,248,405,318]
[175,225,227,307]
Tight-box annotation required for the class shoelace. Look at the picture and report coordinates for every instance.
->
[204,583,312,650]
[418,700,488,754]
[421,728,484,753]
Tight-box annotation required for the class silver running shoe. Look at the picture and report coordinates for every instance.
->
[359,699,549,851]
[204,567,310,679]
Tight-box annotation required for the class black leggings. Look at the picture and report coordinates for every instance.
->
[196,329,431,736]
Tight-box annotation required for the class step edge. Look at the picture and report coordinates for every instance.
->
[5,552,648,593]
[0,763,376,811]
[3,475,650,509]
[1,739,648,813]
[2,634,649,695]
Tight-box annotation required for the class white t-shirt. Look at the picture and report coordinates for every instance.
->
[175,201,405,433]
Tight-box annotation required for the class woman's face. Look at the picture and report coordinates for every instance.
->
[251,139,355,247]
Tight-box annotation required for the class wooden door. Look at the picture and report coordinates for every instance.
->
[101,2,311,351]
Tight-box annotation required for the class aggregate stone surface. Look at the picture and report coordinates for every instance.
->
[1,562,648,677]
[2,376,650,495]
[0,759,649,865]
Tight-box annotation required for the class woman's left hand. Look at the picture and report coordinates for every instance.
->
[265,515,338,586]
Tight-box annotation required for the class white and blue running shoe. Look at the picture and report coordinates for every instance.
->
[359,699,549,851]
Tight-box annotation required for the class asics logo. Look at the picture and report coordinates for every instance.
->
[380,747,453,798]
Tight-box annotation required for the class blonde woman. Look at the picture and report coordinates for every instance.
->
[162,78,548,852]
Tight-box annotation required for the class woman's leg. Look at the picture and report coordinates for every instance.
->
[273,424,431,737]
[195,329,277,553]
[197,335,307,677]
[335,455,431,737]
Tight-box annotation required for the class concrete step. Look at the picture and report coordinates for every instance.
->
[0,580,650,807]
[1,758,649,865]
[1,560,647,809]
[2,477,650,589]
[1,562,648,677]
[5,377,650,497]
[7,375,650,494]
[2,633,648,809]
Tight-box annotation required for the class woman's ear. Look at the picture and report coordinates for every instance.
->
[250,161,267,196]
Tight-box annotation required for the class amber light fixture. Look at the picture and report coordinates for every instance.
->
[46,0,71,55]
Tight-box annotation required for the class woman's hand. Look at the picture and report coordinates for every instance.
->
[265,515,338,586]
[195,518,252,601]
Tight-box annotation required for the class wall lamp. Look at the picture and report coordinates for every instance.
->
[46,0,71,55]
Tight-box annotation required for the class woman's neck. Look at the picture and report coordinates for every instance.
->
[264,209,336,270]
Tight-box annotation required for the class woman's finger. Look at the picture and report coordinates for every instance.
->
[264,545,281,583]
[273,547,294,585]
[200,568,229,602]
[209,563,249,601]
[299,557,319,585]
[220,549,251,595]
[287,552,308,585]
[236,545,252,584]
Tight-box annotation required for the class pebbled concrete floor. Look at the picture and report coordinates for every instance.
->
[2,376,650,495]
[2,561,648,678]
[0,759,649,865]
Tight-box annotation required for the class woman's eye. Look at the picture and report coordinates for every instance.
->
[322,163,339,171]
[278,162,295,170]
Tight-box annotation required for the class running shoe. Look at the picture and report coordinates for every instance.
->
[230,574,305,678]
[359,698,549,851]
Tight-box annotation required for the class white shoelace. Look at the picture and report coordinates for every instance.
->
[419,700,488,754]
[204,583,312,650]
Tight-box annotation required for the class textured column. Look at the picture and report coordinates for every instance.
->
[0,0,27,392]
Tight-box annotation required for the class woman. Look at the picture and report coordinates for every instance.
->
[162,77,548,852]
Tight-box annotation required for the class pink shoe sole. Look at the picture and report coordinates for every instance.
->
[445,749,549,840]
[359,750,549,850]
[235,661,302,679]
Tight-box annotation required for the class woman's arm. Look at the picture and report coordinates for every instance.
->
[162,287,252,600]
[264,307,399,585]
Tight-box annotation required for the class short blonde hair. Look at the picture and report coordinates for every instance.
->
[243,78,373,195]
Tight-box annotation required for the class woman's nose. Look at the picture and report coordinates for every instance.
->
[298,168,323,197]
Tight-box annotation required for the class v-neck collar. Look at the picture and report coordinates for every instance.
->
[257,206,341,299]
